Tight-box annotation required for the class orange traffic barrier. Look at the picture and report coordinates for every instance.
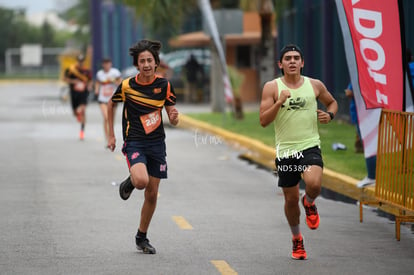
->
[360,109,414,240]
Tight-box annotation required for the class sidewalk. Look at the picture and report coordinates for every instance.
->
[176,104,407,221]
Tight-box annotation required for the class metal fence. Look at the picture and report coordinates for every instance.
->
[376,110,414,212]
[4,47,64,78]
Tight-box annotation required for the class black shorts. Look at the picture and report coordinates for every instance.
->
[70,90,88,111]
[122,139,167,179]
[275,146,324,188]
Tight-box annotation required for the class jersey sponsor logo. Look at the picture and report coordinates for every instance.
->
[131,152,140,160]
[153,88,162,94]
[286,97,306,110]
[140,110,162,134]
[74,81,86,92]
[102,85,115,97]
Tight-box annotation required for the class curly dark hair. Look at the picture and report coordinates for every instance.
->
[129,39,162,67]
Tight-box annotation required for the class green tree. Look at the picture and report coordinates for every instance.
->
[0,8,41,70]
[121,0,275,47]
[41,21,55,47]
[123,0,196,35]
[59,0,90,50]
[0,6,73,73]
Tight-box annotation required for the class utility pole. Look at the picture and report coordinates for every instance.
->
[210,40,226,113]
[259,0,275,87]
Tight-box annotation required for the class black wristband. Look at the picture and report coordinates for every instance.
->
[327,111,335,120]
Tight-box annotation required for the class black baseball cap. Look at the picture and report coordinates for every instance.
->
[279,44,303,62]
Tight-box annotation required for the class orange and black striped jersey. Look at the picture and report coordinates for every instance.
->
[111,74,176,141]
[64,65,92,92]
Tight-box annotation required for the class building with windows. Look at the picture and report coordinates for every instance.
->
[170,10,276,103]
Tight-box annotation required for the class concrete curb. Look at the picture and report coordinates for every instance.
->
[177,114,401,217]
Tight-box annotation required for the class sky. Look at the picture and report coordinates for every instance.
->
[0,0,73,15]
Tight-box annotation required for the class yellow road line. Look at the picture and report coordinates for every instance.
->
[172,216,193,230]
[210,260,238,275]
[115,154,123,161]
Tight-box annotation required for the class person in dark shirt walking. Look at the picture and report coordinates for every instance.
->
[183,54,204,102]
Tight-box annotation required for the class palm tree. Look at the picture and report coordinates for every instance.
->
[238,0,276,86]
[59,0,91,50]
[123,0,197,36]
[257,0,276,87]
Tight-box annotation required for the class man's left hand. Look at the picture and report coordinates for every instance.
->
[317,109,331,124]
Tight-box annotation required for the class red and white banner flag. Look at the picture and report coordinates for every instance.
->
[342,0,403,111]
[335,0,412,158]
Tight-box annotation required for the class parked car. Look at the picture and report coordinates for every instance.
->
[162,49,210,102]
[121,66,138,78]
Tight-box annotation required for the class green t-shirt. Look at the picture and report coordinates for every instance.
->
[274,76,320,158]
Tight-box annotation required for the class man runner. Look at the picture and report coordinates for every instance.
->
[260,44,338,260]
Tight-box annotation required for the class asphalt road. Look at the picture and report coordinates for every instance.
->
[1,81,414,275]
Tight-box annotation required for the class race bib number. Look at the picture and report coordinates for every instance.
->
[74,81,86,92]
[140,110,161,134]
[102,85,114,97]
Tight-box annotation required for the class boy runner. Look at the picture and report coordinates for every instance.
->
[107,39,179,254]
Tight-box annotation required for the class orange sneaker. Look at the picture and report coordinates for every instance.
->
[291,236,307,260]
[79,130,84,140]
[302,194,320,230]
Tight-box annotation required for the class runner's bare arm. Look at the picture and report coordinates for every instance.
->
[165,105,179,126]
[312,79,338,124]
[63,74,74,85]
[87,78,93,92]
[94,81,100,96]
[107,100,117,151]
[114,76,122,86]
[260,80,290,127]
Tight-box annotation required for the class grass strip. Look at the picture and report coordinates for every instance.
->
[187,111,367,180]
